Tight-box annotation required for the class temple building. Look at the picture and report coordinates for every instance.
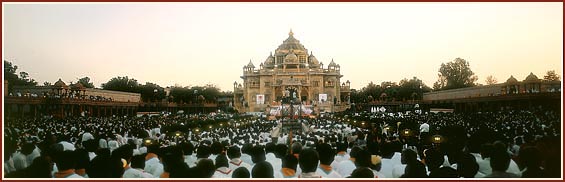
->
[234,30,351,114]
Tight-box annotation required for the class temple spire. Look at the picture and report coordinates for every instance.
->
[289,29,294,37]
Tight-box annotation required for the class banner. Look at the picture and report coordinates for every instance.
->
[256,94,265,105]
[319,94,327,102]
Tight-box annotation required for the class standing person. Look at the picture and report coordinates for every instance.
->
[419,121,430,144]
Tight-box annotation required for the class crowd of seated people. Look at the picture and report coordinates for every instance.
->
[3,108,561,178]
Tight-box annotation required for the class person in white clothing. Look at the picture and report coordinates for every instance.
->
[331,142,350,169]
[240,144,254,166]
[144,144,164,178]
[181,142,197,168]
[213,154,233,178]
[370,155,386,178]
[316,143,342,178]
[276,154,299,178]
[123,155,153,178]
[227,146,253,172]
[53,150,83,178]
[265,143,282,173]
[12,151,28,171]
[336,146,361,177]
[297,148,322,178]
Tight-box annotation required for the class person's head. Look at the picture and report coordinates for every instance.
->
[146,143,160,155]
[227,146,242,159]
[401,149,418,165]
[349,146,362,159]
[316,143,334,165]
[456,153,479,178]
[424,149,444,171]
[196,145,211,159]
[281,154,298,171]
[111,145,134,163]
[429,167,458,178]
[215,154,229,169]
[251,161,274,178]
[211,141,224,155]
[181,142,194,156]
[161,146,185,173]
[27,156,53,178]
[54,150,76,171]
[95,147,111,157]
[274,143,288,158]
[291,142,303,155]
[250,145,266,164]
[518,146,542,169]
[265,142,276,154]
[336,142,348,153]
[232,167,250,178]
[369,155,382,172]
[241,143,253,154]
[355,149,372,168]
[130,154,146,169]
[74,149,90,170]
[480,143,494,159]
[196,158,215,178]
[490,150,511,172]
[298,148,319,173]
[349,167,374,178]
[21,142,35,156]
[83,139,99,153]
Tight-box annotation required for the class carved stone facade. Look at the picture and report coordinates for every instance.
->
[234,30,351,113]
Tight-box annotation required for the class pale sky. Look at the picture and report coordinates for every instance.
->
[3,3,563,92]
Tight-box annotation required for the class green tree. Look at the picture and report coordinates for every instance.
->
[485,75,497,85]
[433,58,477,90]
[101,76,140,93]
[4,60,37,92]
[139,82,166,102]
[543,70,560,81]
[398,77,431,101]
[169,86,191,103]
[77,76,95,88]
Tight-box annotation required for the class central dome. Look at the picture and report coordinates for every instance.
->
[285,51,298,62]
[277,29,307,51]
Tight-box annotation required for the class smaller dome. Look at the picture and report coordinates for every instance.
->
[308,52,319,65]
[328,59,337,67]
[524,72,540,82]
[264,53,275,65]
[247,60,255,68]
[285,50,298,63]
[506,75,519,84]
[53,78,69,89]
